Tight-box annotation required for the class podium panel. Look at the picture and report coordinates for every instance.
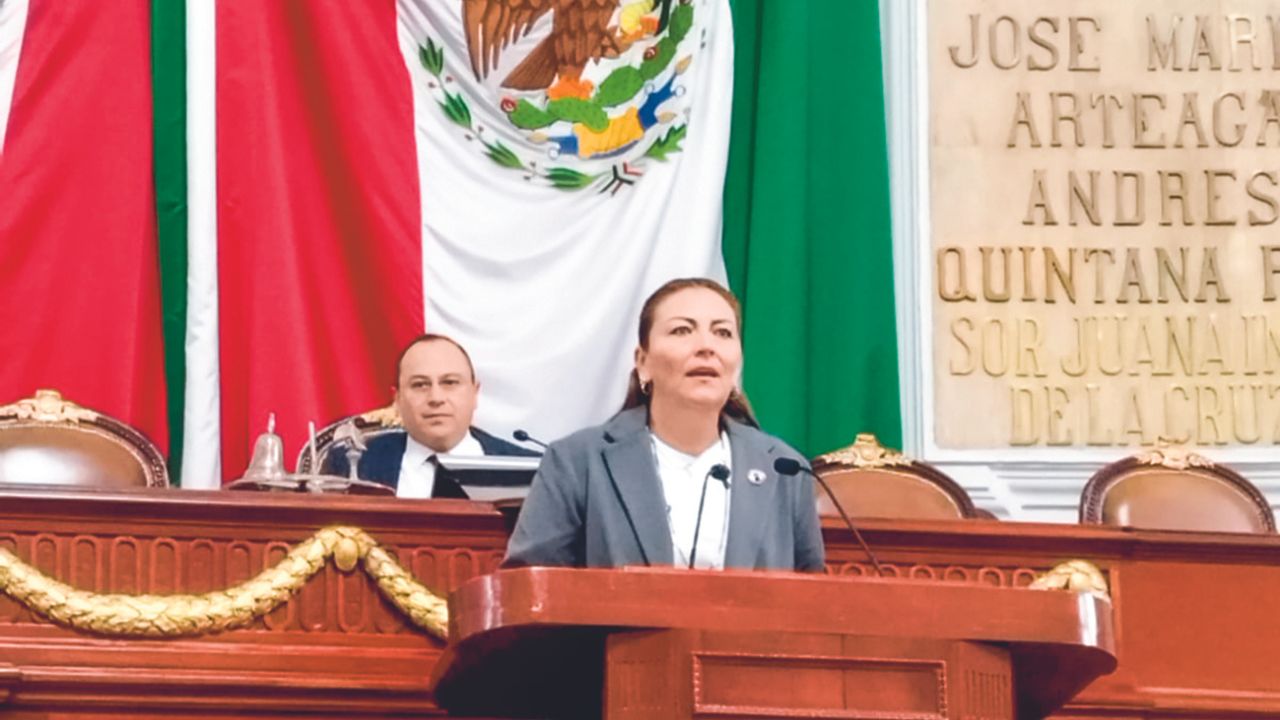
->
[433,567,1116,719]
[607,631,1012,720]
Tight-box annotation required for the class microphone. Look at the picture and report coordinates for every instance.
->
[689,463,731,569]
[512,429,549,450]
[773,457,887,577]
[709,463,732,485]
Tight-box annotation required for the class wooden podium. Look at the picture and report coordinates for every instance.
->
[433,567,1117,720]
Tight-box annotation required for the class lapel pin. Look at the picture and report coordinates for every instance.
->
[747,468,767,485]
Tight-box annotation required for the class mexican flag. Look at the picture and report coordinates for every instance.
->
[4,1,900,487]
[174,0,738,488]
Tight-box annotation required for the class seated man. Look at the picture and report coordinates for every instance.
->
[327,334,539,498]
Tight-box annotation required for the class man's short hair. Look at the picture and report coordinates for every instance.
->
[395,334,477,384]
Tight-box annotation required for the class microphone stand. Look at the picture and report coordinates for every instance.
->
[689,464,730,569]
[776,459,888,578]
[812,471,888,578]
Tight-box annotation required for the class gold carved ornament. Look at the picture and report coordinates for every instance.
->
[815,433,913,469]
[1028,559,1110,601]
[1135,446,1214,471]
[0,389,97,424]
[0,526,449,640]
[359,403,403,428]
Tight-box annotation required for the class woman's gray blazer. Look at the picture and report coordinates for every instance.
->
[504,407,826,571]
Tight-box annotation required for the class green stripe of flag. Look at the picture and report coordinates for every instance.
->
[724,0,903,456]
[152,0,188,483]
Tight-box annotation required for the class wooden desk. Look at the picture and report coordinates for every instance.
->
[821,516,1280,719]
[0,486,1276,718]
[0,487,505,718]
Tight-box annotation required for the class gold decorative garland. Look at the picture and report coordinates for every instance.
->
[0,526,1111,640]
[0,526,449,640]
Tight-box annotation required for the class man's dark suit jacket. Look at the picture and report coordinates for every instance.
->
[324,427,540,498]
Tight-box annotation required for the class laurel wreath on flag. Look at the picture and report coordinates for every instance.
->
[417,0,695,194]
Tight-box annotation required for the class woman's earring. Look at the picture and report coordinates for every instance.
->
[640,379,653,396]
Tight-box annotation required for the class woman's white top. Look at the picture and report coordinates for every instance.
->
[650,430,732,570]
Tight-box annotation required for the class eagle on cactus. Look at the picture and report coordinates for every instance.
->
[462,0,673,101]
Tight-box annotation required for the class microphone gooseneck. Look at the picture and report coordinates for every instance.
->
[512,429,550,450]
[689,463,731,569]
[773,457,887,577]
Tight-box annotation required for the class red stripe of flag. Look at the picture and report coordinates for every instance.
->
[216,0,423,479]
[0,0,168,452]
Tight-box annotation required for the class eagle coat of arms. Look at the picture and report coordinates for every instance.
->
[415,0,701,193]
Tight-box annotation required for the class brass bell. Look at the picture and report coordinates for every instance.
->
[241,413,286,481]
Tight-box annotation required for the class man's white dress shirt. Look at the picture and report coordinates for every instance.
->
[397,431,484,499]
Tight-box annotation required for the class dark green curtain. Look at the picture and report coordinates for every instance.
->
[723,0,903,455]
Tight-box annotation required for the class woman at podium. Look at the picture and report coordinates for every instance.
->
[505,278,824,572]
